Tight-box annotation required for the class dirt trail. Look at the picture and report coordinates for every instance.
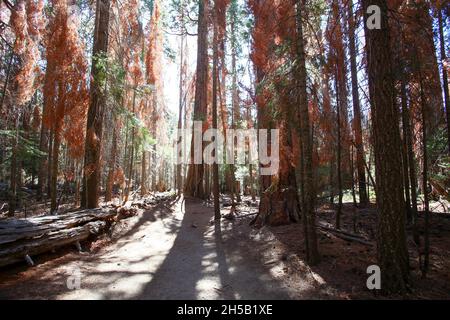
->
[0,197,333,300]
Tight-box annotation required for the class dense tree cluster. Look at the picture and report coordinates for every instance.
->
[0,0,449,294]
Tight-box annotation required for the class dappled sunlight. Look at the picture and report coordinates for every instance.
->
[48,201,185,299]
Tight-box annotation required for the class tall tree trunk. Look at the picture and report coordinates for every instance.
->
[141,151,147,197]
[249,164,256,201]
[151,146,157,191]
[128,145,135,199]
[105,126,117,202]
[204,164,210,199]
[37,120,48,200]
[347,0,368,206]
[331,0,351,185]
[212,1,220,220]
[8,116,19,217]
[400,82,412,224]
[47,128,53,197]
[124,89,137,203]
[362,0,409,293]
[437,8,450,154]
[335,71,343,230]
[75,162,81,206]
[0,43,14,111]
[150,93,158,192]
[83,0,111,208]
[184,0,209,199]
[252,1,301,227]
[419,75,430,277]
[121,115,129,201]
[350,145,357,207]
[230,9,240,205]
[396,16,419,241]
[329,156,334,204]
[39,57,56,201]
[401,78,420,244]
[176,27,185,196]
[245,103,256,202]
[297,0,320,265]
[50,131,61,214]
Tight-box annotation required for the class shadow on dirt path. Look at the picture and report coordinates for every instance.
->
[0,197,330,300]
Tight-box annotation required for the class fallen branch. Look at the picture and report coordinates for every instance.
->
[235,212,258,219]
[317,221,374,246]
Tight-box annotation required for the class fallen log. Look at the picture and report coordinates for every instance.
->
[235,212,258,219]
[0,220,106,267]
[0,209,115,245]
[317,221,374,246]
[0,193,175,268]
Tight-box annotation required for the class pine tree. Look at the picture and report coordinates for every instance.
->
[184,0,209,199]
[43,0,89,213]
[362,0,410,293]
[83,0,111,209]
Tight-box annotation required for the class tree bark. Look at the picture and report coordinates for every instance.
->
[331,0,351,186]
[400,81,412,224]
[437,8,450,154]
[8,117,19,217]
[184,0,209,199]
[50,130,61,214]
[0,44,14,112]
[37,119,49,200]
[335,71,343,230]
[124,89,137,204]
[105,126,117,202]
[401,78,420,244]
[212,1,221,220]
[296,0,320,265]
[83,0,111,209]
[362,0,409,293]
[47,128,53,197]
[176,26,185,196]
[419,75,430,277]
[141,151,147,197]
[230,9,240,205]
[347,0,368,206]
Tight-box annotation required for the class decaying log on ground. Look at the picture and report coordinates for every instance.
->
[317,221,374,246]
[0,220,107,267]
[127,192,175,209]
[0,209,115,246]
[0,193,176,268]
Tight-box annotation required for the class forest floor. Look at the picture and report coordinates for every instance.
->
[0,195,450,299]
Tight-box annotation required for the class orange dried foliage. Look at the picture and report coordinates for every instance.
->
[42,0,89,158]
[216,0,230,43]
[249,0,277,77]
[145,0,161,86]
[11,0,45,105]
[400,0,444,130]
